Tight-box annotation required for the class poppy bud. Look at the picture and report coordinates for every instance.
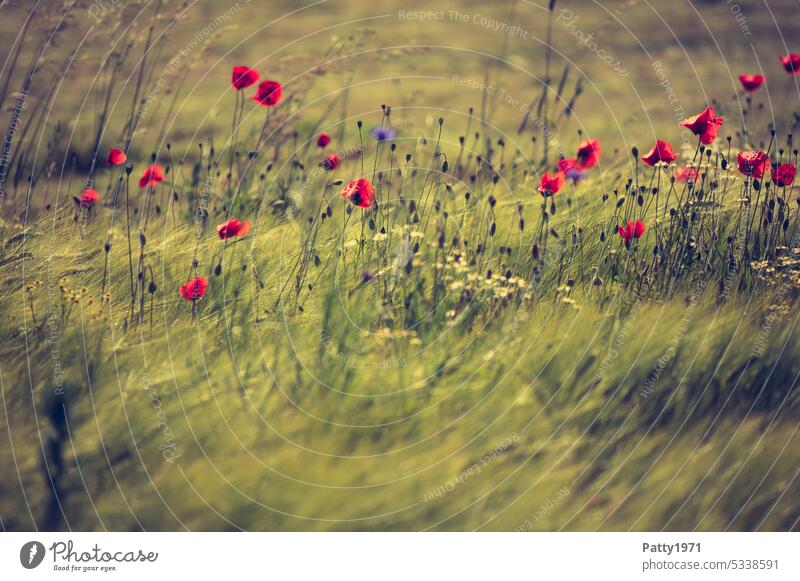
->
[148,281,157,294]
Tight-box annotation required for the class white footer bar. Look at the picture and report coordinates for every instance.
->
[1,533,797,579]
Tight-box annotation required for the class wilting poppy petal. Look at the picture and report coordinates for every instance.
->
[341,178,376,208]
[253,80,282,106]
[232,66,259,90]
[317,132,331,148]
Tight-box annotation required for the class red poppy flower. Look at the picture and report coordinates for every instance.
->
[537,171,565,196]
[231,66,259,90]
[322,154,341,171]
[216,218,251,239]
[737,150,769,179]
[341,177,376,208]
[680,107,723,145]
[780,53,800,74]
[674,166,699,183]
[576,138,601,168]
[641,140,679,166]
[79,188,100,206]
[139,164,165,188]
[317,132,331,148]
[179,277,208,301]
[105,147,126,166]
[738,74,765,92]
[618,219,646,242]
[253,80,282,106]
[772,163,796,187]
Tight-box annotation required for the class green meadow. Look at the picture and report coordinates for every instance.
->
[1,0,799,531]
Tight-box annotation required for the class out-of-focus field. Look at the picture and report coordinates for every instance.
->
[0,0,799,531]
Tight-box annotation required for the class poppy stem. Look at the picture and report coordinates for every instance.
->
[125,172,135,308]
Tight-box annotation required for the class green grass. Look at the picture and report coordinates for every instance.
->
[1,0,800,531]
